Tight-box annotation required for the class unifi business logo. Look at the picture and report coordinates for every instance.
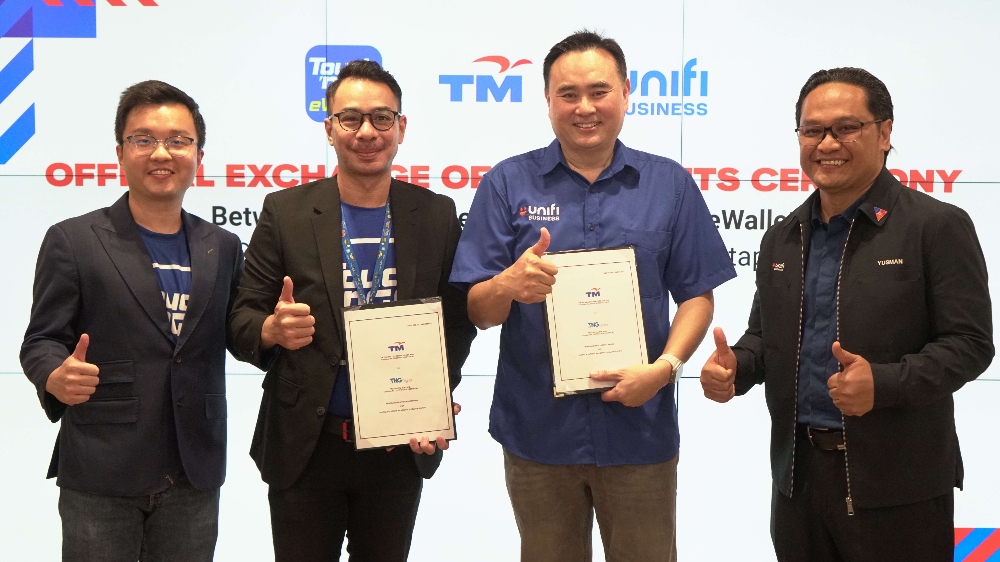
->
[305,45,382,123]
[440,56,532,102]
[0,0,156,164]
[626,58,709,117]
[518,203,560,222]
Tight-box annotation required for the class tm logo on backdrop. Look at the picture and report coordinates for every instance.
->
[305,45,381,122]
[627,58,709,117]
[0,0,155,164]
[439,56,532,102]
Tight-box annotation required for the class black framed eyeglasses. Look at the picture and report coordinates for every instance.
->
[125,134,196,156]
[795,120,884,146]
[330,109,400,132]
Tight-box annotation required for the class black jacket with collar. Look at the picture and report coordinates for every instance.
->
[732,167,993,509]
[21,193,245,495]
[228,177,476,489]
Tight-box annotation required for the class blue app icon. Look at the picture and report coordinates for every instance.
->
[305,45,382,123]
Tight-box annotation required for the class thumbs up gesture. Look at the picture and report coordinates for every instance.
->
[45,334,100,405]
[827,341,874,416]
[700,327,737,403]
[261,276,315,351]
[494,227,558,304]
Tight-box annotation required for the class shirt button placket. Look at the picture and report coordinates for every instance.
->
[584,185,599,248]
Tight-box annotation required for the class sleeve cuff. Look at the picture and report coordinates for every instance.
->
[870,363,900,409]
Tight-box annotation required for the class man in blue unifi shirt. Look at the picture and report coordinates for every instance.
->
[450,30,736,562]
[701,68,993,561]
[21,81,244,561]
[228,60,476,561]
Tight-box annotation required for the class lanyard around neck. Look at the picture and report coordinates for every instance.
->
[340,202,392,305]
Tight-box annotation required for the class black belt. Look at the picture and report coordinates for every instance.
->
[323,415,355,442]
[799,424,845,452]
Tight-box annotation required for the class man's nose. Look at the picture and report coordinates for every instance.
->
[816,128,843,150]
[356,116,378,138]
[149,141,172,160]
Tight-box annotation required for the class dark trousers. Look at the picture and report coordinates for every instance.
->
[268,426,423,562]
[772,428,954,562]
[59,476,219,562]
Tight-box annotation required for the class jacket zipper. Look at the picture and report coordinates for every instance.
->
[834,217,858,515]
[789,225,806,497]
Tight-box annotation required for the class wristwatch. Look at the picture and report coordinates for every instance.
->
[656,353,684,384]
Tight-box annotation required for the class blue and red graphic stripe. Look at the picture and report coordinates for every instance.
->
[1,0,155,164]
[956,528,1000,561]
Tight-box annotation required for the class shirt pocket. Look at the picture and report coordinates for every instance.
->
[621,229,671,299]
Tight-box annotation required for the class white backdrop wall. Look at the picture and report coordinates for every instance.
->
[1,1,998,560]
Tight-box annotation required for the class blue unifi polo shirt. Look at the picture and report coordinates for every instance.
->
[450,139,737,467]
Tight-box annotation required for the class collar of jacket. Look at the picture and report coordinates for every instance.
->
[778,167,904,240]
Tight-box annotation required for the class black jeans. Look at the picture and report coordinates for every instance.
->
[772,429,954,562]
[268,429,423,562]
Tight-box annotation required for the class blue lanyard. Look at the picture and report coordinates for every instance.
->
[341,202,392,305]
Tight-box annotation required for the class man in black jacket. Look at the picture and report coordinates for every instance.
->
[21,81,244,561]
[701,67,993,561]
[228,60,476,561]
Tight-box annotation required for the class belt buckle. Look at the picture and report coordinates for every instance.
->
[806,426,845,451]
[806,426,819,447]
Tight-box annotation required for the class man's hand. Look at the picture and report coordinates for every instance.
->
[261,276,315,351]
[407,402,462,455]
[493,228,558,304]
[591,364,672,407]
[45,334,100,405]
[827,342,874,416]
[700,327,737,403]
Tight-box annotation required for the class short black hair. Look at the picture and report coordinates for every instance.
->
[115,80,206,149]
[795,67,893,160]
[543,30,628,91]
[325,60,403,115]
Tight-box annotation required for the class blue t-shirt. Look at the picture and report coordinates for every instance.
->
[329,202,397,416]
[450,139,737,467]
[137,224,191,343]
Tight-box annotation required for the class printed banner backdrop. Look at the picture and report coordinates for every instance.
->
[1,1,998,560]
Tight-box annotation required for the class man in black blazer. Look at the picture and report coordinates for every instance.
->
[20,81,243,561]
[228,60,476,561]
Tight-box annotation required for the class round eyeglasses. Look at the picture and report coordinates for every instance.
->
[331,109,400,132]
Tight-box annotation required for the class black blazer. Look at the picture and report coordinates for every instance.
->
[20,193,244,496]
[228,177,476,490]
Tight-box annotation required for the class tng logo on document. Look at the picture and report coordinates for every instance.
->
[518,203,560,222]
[305,45,383,122]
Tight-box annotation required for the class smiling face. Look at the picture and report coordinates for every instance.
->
[116,103,202,206]
[545,48,629,166]
[798,82,891,198]
[324,78,406,183]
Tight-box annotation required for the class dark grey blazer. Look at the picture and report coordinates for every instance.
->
[228,177,476,490]
[21,193,244,496]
